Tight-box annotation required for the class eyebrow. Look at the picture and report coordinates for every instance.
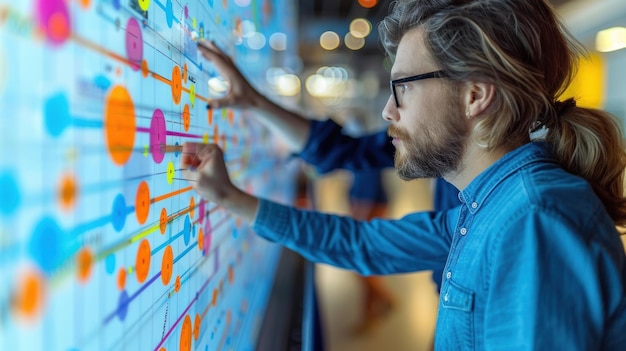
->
[390,71,414,80]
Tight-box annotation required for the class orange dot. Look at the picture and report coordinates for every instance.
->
[189,196,195,220]
[228,265,234,284]
[159,348,166,351]
[161,245,174,285]
[227,109,234,126]
[104,85,136,165]
[159,207,168,234]
[174,275,181,292]
[213,125,219,144]
[12,269,46,321]
[197,228,204,251]
[48,12,70,42]
[226,309,232,325]
[58,173,77,211]
[182,104,190,131]
[141,59,149,78]
[222,0,228,9]
[171,65,182,105]
[79,0,92,9]
[207,108,213,125]
[117,268,126,291]
[183,63,188,84]
[180,314,192,351]
[193,313,201,341]
[116,66,122,76]
[135,181,151,225]
[357,0,378,8]
[211,288,218,306]
[76,247,94,284]
[135,239,151,283]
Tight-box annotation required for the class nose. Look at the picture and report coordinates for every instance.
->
[382,95,399,123]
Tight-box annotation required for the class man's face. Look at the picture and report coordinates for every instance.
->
[382,28,468,180]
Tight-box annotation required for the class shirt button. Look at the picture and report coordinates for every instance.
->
[460,227,467,235]
[444,293,449,302]
[446,271,452,279]
[471,202,478,209]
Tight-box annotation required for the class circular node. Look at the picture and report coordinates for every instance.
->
[135,239,151,283]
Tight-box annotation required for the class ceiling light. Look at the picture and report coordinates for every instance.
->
[596,27,626,53]
[320,31,340,50]
[350,18,371,39]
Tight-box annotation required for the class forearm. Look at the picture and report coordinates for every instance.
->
[218,188,260,223]
[249,93,311,152]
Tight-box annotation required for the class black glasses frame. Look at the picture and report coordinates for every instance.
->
[390,70,448,108]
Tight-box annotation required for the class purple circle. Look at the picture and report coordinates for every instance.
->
[198,199,206,224]
[125,17,143,71]
[184,5,189,19]
[36,0,70,45]
[150,109,167,164]
[203,217,212,256]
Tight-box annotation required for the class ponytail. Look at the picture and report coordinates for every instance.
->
[546,99,626,225]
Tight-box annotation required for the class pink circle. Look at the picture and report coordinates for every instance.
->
[203,216,212,256]
[125,17,143,71]
[150,109,167,164]
[198,199,206,224]
[36,0,71,45]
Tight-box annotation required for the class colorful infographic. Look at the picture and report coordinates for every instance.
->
[0,0,297,350]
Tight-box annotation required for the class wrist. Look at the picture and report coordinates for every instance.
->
[221,187,259,223]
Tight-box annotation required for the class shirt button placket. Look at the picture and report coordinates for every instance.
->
[460,227,467,236]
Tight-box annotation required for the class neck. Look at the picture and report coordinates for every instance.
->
[444,142,512,190]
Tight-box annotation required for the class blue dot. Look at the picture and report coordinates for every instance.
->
[94,74,112,91]
[183,215,191,246]
[29,217,65,275]
[111,194,127,232]
[0,171,20,216]
[174,141,180,157]
[105,254,116,274]
[165,0,174,28]
[112,0,121,10]
[117,290,130,321]
[232,228,238,238]
[207,0,214,8]
[44,93,71,137]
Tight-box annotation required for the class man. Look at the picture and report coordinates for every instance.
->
[183,0,626,349]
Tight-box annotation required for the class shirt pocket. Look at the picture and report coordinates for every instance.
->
[441,279,475,349]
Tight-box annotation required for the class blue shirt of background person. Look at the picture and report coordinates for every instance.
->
[297,118,458,291]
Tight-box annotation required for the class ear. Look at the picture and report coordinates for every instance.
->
[463,82,495,118]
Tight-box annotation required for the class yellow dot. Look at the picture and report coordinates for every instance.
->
[192,18,197,29]
[167,162,175,184]
[189,84,196,107]
[221,108,227,120]
[143,144,149,157]
[138,0,150,11]
[203,133,209,143]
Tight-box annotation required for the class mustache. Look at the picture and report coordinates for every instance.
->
[388,125,410,139]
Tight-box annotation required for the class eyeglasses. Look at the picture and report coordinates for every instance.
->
[390,70,448,108]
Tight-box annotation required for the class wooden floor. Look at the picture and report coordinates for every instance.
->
[311,171,439,351]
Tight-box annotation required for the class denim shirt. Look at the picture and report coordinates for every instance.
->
[254,142,626,349]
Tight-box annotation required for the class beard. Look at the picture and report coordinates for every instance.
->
[388,105,468,180]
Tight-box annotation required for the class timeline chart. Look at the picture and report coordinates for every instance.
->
[0,0,298,350]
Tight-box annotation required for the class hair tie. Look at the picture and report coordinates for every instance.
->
[555,98,576,116]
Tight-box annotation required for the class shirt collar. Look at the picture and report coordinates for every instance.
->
[458,142,554,214]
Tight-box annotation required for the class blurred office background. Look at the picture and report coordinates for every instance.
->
[250,0,626,350]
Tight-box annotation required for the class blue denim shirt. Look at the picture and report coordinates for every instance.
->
[255,142,626,349]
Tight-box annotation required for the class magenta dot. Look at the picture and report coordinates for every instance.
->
[36,0,70,45]
[184,5,189,19]
[203,217,212,256]
[198,199,206,224]
[125,17,143,71]
[150,109,167,164]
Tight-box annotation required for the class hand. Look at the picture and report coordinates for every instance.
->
[181,142,236,203]
[197,39,261,109]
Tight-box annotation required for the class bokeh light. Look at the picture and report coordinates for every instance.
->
[320,31,340,50]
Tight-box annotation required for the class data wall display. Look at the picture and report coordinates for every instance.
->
[0,0,297,350]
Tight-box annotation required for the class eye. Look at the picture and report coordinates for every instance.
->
[396,83,408,95]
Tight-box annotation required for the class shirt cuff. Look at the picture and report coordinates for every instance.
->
[252,198,292,243]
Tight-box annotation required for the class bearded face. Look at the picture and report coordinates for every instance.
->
[388,97,468,180]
